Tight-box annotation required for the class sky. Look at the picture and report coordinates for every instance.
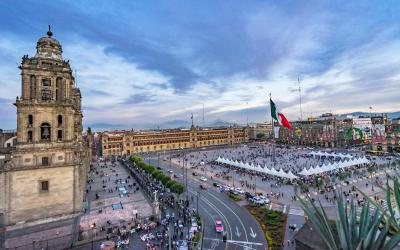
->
[1,0,400,130]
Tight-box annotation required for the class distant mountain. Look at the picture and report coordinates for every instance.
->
[157,120,191,129]
[209,119,234,127]
[86,123,128,131]
[86,119,236,132]
[343,111,400,119]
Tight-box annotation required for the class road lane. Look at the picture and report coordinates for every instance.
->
[147,156,267,250]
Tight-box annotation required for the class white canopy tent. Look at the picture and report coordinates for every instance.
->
[215,157,299,179]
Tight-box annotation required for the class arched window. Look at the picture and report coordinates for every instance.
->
[56,77,62,101]
[30,75,36,99]
[41,79,52,101]
[40,123,51,141]
[57,130,62,141]
[28,131,33,142]
[28,115,33,126]
[57,115,62,126]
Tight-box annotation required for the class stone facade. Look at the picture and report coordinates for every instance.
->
[248,123,273,140]
[278,114,391,149]
[0,28,88,227]
[101,126,249,157]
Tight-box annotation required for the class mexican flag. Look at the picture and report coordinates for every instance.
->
[270,99,292,129]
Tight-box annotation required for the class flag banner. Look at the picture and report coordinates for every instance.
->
[270,99,292,129]
[274,126,280,139]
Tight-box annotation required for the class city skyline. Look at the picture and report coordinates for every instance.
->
[1,1,400,129]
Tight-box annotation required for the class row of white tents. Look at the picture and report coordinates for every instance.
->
[215,156,370,179]
[298,156,370,176]
[215,157,298,179]
[308,151,354,159]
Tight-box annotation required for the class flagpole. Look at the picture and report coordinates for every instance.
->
[269,93,276,167]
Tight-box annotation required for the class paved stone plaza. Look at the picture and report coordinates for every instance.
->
[78,160,152,239]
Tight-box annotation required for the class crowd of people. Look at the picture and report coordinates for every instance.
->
[170,143,396,209]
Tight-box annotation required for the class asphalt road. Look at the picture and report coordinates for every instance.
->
[147,157,267,250]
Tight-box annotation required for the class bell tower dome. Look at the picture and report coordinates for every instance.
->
[35,25,63,61]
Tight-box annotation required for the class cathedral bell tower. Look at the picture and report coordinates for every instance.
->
[2,27,88,226]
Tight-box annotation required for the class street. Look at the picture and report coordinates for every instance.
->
[147,156,267,250]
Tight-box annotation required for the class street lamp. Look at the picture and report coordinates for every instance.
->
[196,191,200,215]
[90,223,97,250]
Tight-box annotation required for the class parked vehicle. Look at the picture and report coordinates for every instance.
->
[249,196,265,205]
[229,189,239,195]
[245,192,255,200]
[234,187,244,194]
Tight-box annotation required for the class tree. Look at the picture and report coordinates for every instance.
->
[171,183,185,194]
[152,170,163,179]
[156,173,165,182]
[166,180,175,188]
[256,133,265,139]
[161,175,171,185]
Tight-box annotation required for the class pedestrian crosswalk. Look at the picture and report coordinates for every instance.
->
[288,208,304,216]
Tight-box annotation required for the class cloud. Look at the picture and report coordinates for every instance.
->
[122,94,155,105]
[0,1,400,129]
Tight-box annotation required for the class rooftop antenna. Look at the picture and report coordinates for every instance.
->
[202,103,205,127]
[298,76,303,121]
[246,100,249,126]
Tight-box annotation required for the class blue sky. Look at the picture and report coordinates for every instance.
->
[1,0,400,129]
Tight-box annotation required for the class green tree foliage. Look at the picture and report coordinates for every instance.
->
[130,155,185,195]
[256,133,265,139]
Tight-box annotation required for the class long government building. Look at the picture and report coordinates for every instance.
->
[101,126,249,157]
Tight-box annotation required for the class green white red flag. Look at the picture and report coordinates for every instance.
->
[270,99,292,129]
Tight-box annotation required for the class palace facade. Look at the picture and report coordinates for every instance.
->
[277,113,391,150]
[0,28,89,227]
[101,126,249,157]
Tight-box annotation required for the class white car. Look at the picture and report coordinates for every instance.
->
[258,196,270,204]
[249,197,265,205]
[234,187,245,194]
[200,177,207,182]
[168,170,174,173]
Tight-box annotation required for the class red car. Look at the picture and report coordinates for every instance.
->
[215,220,224,233]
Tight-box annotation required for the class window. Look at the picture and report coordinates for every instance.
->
[42,79,51,87]
[42,157,49,166]
[57,115,62,126]
[30,75,36,99]
[40,181,49,192]
[57,130,62,140]
[56,77,62,101]
[40,123,51,141]
[41,89,52,101]
[28,131,33,142]
[28,115,33,126]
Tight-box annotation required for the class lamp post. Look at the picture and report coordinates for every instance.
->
[196,191,200,215]
[90,223,97,250]
[157,151,160,168]
[232,168,235,188]
[254,163,257,195]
